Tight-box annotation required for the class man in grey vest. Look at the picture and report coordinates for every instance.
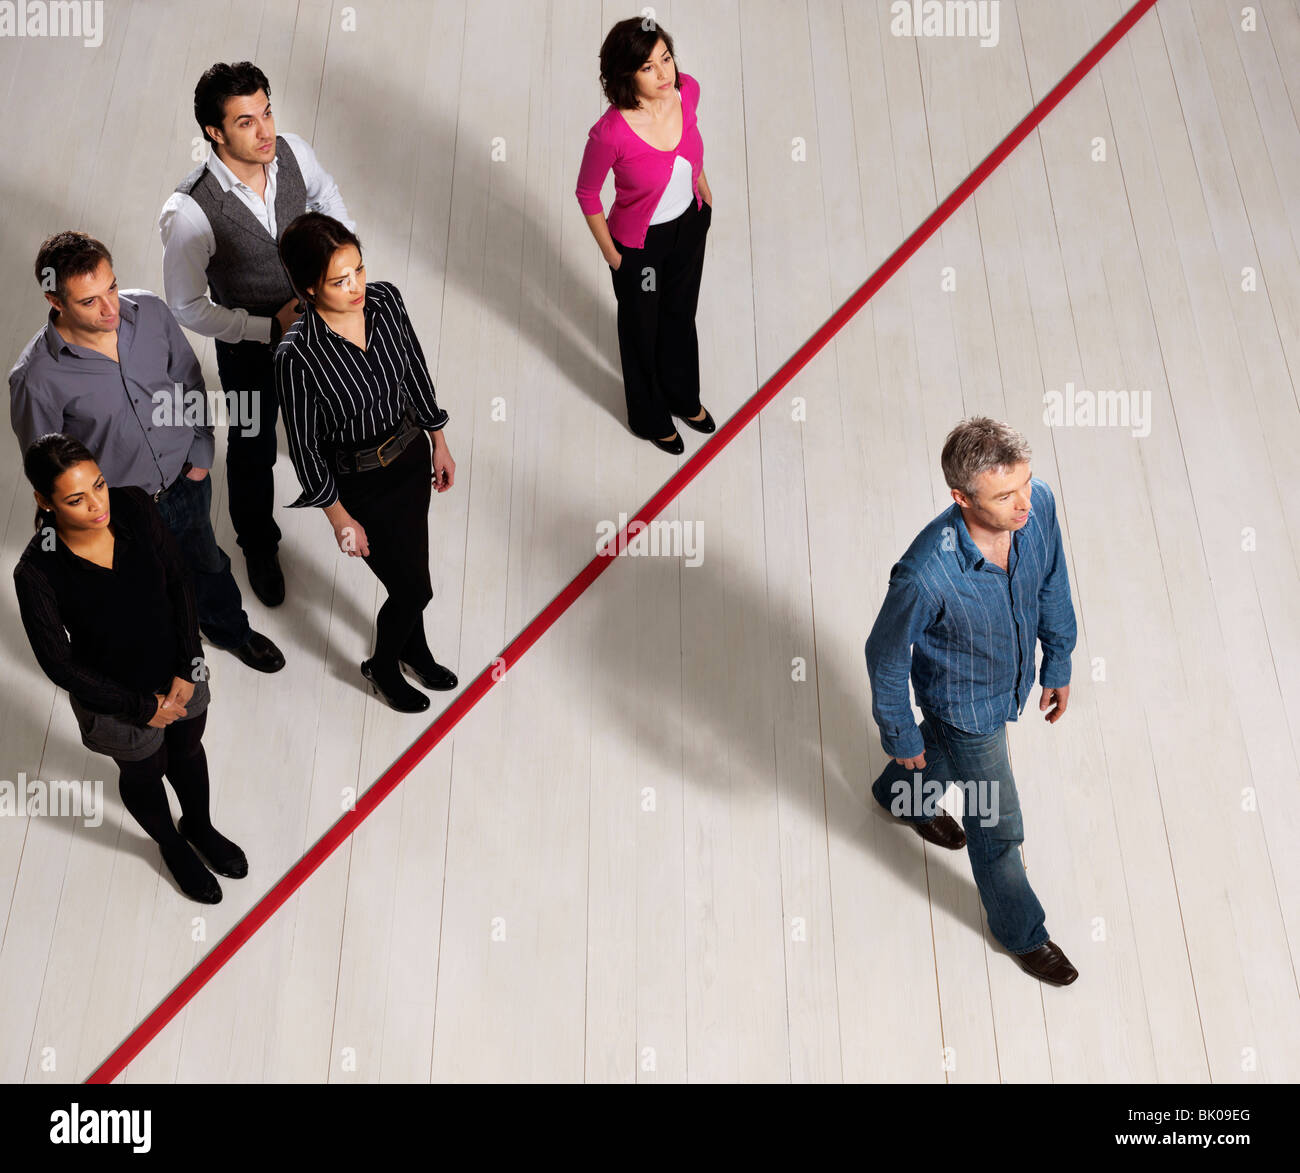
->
[159,60,354,607]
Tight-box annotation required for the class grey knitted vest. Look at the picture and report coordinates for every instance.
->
[174,134,307,317]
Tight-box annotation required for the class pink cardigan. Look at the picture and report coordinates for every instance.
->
[575,71,705,248]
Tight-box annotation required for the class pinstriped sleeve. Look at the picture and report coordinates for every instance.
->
[274,343,339,509]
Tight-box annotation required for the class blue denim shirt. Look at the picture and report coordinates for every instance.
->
[865,477,1077,759]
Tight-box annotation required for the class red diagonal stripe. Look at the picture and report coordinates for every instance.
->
[85,0,1159,1083]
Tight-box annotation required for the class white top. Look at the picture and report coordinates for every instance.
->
[648,154,695,225]
[157,132,354,344]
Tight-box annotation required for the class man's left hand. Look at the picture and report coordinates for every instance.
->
[185,466,209,481]
[1040,684,1070,724]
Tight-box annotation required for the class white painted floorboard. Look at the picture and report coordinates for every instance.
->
[0,0,1296,1082]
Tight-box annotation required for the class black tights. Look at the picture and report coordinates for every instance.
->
[113,712,212,848]
[374,592,433,670]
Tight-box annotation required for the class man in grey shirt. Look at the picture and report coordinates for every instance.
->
[9,230,285,674]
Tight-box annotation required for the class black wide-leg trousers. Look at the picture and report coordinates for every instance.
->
[608,197,712,439]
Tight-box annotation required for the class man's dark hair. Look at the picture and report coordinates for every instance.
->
[34,230,113,301]
[598,17,679,110]
[278,212,364,305]
[194,61,272,145]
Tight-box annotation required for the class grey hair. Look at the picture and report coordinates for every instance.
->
[940,417,1032,499]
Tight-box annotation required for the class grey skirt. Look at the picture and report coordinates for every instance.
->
[68,676,212,763]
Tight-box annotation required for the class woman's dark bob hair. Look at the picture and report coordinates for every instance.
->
[278,212,364,306]
[599,17,679,110]
[23,432,99,530]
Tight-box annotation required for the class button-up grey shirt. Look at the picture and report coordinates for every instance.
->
[9,289,214,495]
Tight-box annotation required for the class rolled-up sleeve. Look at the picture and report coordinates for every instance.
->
[865,568,937,760]
[575,125,615,216]
[275,346,339,508]
[1035,486,1076,688]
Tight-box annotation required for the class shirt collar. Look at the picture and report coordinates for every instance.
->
[42,294,137,362]
[945,501,1023,573]
[205,144,276,195]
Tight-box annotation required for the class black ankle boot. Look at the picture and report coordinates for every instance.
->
[158,837,222,903]
[179,817,249,879]
[361,658,431,713]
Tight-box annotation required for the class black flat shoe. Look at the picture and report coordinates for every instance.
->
[647,431,685,455]
[178,817,248,879]
[399,657,459,691]
[361,658,430,713]
[679,407,715,434]
[159,838,222,904]
[231,629,286,673]
[245,550,285,607]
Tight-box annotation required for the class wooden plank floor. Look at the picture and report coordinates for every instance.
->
[0,0,1296,1082]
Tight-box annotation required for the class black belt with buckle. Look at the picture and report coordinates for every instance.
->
[334,415,420,474]
[153,462,193,502]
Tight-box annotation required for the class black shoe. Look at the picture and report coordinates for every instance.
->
[361,658,430,713]
[399,656,458,691]
[159,837,222,903]
[178,817,248,879]
[648,431,685,454]
[246,550,285,607]
[231,630,286,673]
[678,406,716,434]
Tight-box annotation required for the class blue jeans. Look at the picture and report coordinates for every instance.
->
[871,709,1049,955]
[154,472,252,650]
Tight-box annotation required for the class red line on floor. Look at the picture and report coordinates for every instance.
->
[86,0,1158,1083]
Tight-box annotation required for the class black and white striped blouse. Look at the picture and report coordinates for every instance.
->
[274,280,449,508]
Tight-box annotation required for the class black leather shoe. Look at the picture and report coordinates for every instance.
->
[648,431,685,454]
[1012,940,1079,986]
[361,659,430,713]
[178,817,248,879]
[678,406,716,434]
[399,657,458,691]
[159,838,222,903]
[246,550,285,607]
[231,630,286,673]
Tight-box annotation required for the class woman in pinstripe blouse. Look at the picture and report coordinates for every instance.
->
[274,213,458,714]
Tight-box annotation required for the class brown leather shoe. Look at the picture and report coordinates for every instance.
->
[901,811,966,850]
[883,806,967,853]
[1012,940,1078,986]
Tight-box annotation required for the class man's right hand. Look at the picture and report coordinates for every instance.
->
[275,297,303,337]
[894,753,926,769]
[148,694,186,728]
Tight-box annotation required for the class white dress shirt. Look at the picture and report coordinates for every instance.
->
[158,131,355,345]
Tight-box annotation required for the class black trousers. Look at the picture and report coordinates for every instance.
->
[214,338,283,556]
[334,427,435,670]
[608,197,712,438]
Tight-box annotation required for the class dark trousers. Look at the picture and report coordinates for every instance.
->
[608,198,712,438]
[154,472,251,649]
[214,338,283,556]
[335,428,435,671]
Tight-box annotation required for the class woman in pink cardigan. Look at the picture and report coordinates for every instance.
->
[575,18,716,455]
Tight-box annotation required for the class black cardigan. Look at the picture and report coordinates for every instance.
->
[13,485,203,726]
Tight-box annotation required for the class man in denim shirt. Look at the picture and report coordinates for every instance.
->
[865,417,1078,986]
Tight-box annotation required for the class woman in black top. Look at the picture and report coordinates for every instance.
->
[13,434,247,904]
[275,212,458,713]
